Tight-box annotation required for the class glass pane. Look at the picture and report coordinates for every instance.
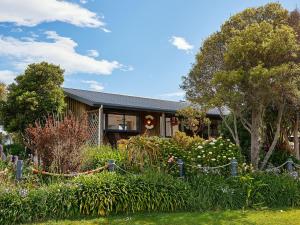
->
[166,117,172,137]
[107,114,124,130]
[125,115,137,131]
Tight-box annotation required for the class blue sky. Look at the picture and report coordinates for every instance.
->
[0,0,299,101]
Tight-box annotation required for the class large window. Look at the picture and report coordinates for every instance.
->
[106,113,138,131]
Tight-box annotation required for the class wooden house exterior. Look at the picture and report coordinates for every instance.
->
[64,88,224,146]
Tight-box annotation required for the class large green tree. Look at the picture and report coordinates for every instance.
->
[182,3,300,169]
[3,62,65,133]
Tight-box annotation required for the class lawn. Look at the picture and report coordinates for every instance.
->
[29,209,300,225]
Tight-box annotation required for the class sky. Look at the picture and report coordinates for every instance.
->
[0,0,299,101]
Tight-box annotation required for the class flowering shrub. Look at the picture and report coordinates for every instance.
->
[159,136,242,175]
[188,137,242,167]
[117,132,242,175]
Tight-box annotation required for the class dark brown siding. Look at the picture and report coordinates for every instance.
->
[65,97,92,116]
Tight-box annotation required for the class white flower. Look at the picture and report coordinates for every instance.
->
[227,139,231,142]
[228,157,232,160]
[223,156,226,158]
[201,150,205,153]
[209,152,212,154]
[211,158,216,161]
[197,155,201,158]
[209,142,215,145]
[198,145,203,149]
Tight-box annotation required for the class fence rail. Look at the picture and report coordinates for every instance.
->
[31,165,108,177]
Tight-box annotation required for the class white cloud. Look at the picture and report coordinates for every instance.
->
[79,0,88,4]
[0,31,121,75]
[161,91,185,97]
[86,49,99,58]
[81,80,104,91]
[0,0,107,30]
[0,70,17,84]
[120,65,134,72]
[169,36,194,52]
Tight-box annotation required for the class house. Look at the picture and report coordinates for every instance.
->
[64,88,224,146]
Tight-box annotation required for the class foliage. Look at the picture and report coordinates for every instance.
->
[182,3,300,168]
[118,132,241,175]
[219,113,251,161]
[119,136,163,171]
[171,131,203,149]
[25,113,89,173]
[1,172,300,225]
[160,136,242,176]
[3,143,27,158]
[0,172,190,225]
[82,145,126,170]
[176,106,211,136]
[2,62,65,133]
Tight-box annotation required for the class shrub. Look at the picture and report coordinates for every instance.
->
[160,136,242,176]
[3,143,27,159]
[0,172,190,224]
[117,133,242,176]
[24,113,89,173]
[82,145,126,170]
[1,172,300,224]
[121,136,163,171]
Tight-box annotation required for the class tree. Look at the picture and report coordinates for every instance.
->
[0,83,6,101]
[2,62,65,133]
[182,3,300,169]
[176,106,211,136]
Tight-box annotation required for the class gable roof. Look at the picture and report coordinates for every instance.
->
[63,88,226,116]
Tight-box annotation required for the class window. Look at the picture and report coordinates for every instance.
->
[125,115,137,131]
[107,113,138,131]
[161,116,180,137]
[107,114,124,130]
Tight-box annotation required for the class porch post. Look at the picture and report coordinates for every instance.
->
[98,105,104,146]
[161,112,166,137]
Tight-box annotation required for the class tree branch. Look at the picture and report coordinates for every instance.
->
[260,101,285,169]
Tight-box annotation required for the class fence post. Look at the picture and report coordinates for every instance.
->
[177,159,184,178]
[16,160,23,181]
[108,159,115,172]
[231,159,238,177]
[287,158,294,172]
[0,144,6,161]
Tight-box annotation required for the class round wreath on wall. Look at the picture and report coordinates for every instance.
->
[144,115,155,129]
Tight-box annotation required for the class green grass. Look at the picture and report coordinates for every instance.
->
[29,209,300,225]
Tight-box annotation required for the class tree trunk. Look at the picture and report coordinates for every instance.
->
[260,103,285,169]
[294,112,299,160]
[250,107,262,169]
